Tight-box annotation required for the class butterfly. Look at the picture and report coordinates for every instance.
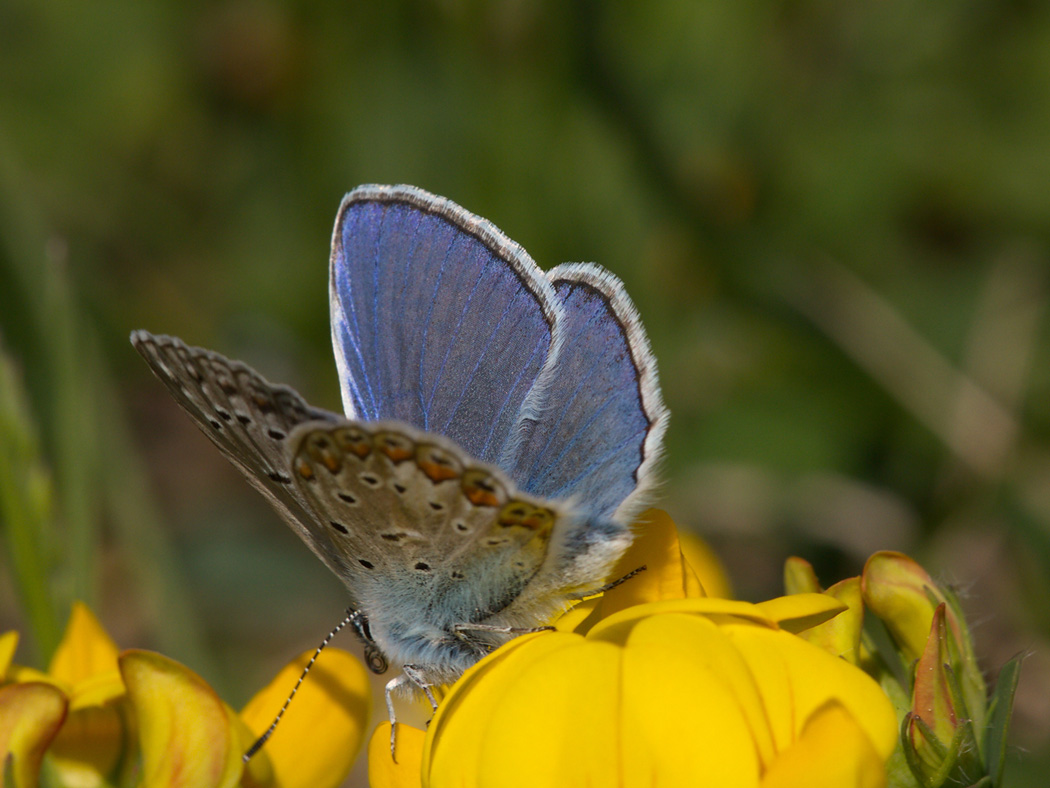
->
[131,184,668,720]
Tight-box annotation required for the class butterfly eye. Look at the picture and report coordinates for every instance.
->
[306,434,342,473]
[376,432,415,463]
[333,426,372,458]
[416,444,463,483]
[461,469,506,508]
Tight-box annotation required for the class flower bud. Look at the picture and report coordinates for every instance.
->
[861,552,950,663]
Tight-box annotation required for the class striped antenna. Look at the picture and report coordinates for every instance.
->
[243,608,356,763]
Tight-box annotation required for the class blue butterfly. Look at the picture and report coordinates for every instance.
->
[132,184,667,722]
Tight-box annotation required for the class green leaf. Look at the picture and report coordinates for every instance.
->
[939,583,988,740]
[0,338,61,659]
[984,657,1022,787]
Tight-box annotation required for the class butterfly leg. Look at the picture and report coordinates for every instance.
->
[402,664,439,711]
[385,666,439,757]
[384,673,410,758]
[453,622,555,635]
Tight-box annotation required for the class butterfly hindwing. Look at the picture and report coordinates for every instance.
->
[329,185,565,465]
[285,420,598,668]
[505,264,668,522]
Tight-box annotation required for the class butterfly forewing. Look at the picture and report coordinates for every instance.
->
[330,186,564,466]
[130,331,349,576]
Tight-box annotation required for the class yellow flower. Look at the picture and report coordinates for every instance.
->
[4,603,127,788]
[0,644,68,788]
[241,647,373,788]
[369,513,898,788]
[419,596,895,788]
[1,603,372,788]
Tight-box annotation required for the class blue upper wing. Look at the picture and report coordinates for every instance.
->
[330,185,564,465]
[504,264,668,522]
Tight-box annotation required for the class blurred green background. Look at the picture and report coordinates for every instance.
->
[1,0,1048,783]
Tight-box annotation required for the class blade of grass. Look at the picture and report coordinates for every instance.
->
[984,657,1022,787]
[781,257,1018,482]
[0,338,61,660]
[0,134,98,612]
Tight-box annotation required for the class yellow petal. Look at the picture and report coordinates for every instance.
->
[722,625,898,762]
[66,671,126,711]
[240,648,371,788]
[120,649,242,788]
[422,634,579,788]
[590,597,779,640]
[796,577,865,664]
[0,631,18,677]
[233,712,275,788]
[0,681,68,788]
[368,722,424,788]
[783,556,822,594]
[550,597,599,632]
[429,618,773,787]
[679,527,733,598]
[755,593,846,633]
[609,509,705,606]
[431,636,626,787]
[47,705,125,788]
[619,612,769,782]
[48,603,121,702]
[762,701,886,788]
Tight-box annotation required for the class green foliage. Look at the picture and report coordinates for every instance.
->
[0,339,61,659]
[985,658,1022,787]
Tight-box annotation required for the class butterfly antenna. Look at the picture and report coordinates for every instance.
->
[242,608,356,763]
[596,565,647,594]
[570,565,648,601]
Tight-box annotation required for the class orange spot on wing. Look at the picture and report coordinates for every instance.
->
[462,470,505,508]
[376,433,414,463]
[334,427,372,458]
